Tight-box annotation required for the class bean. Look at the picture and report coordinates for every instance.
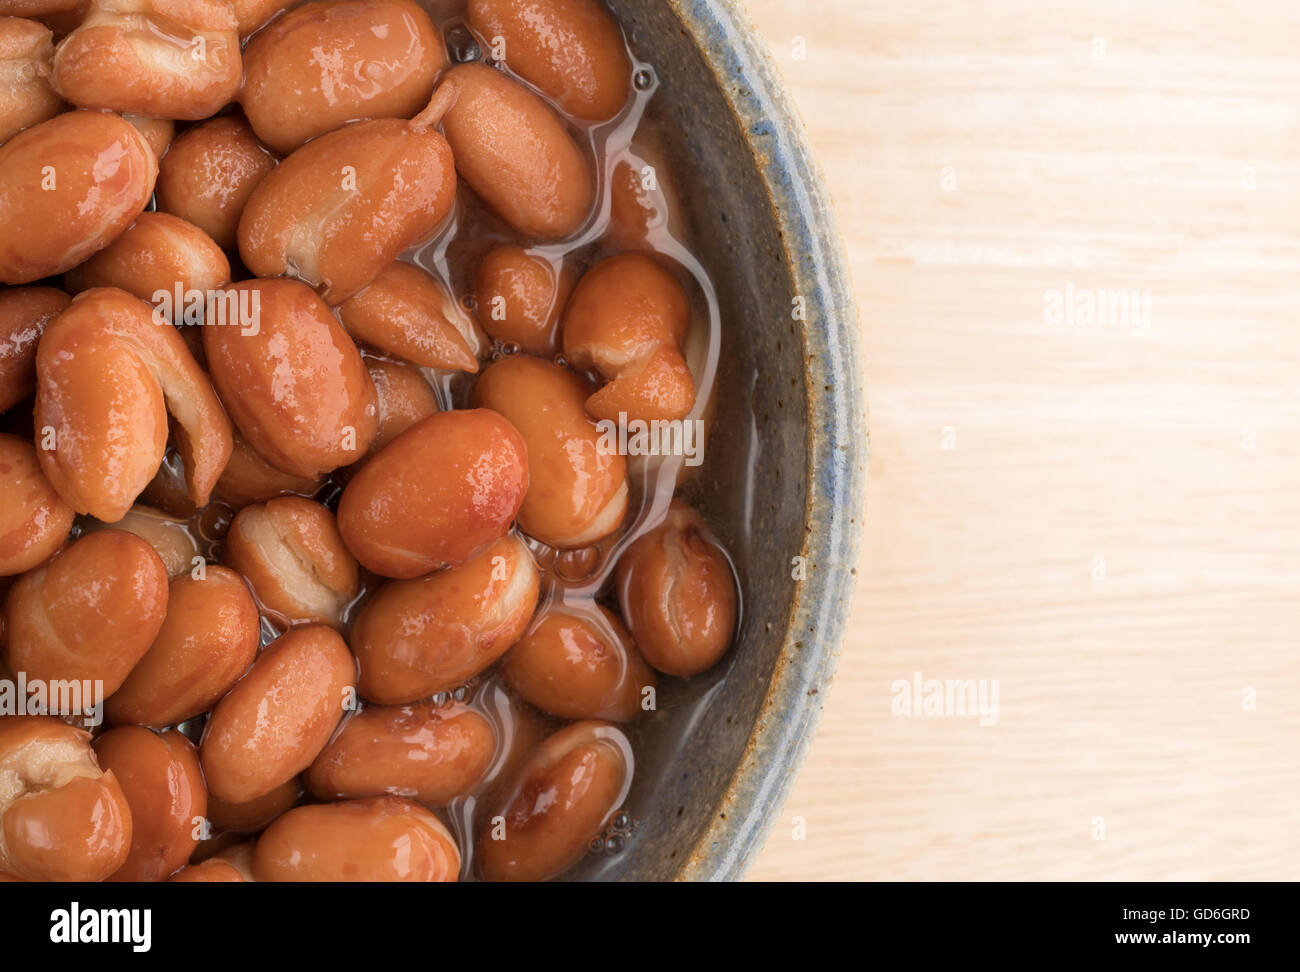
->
[4,530,168,703]
[237,88,457,304]
[439,62,594,240]
[92,726,206,882]
[0,285,68,411]
[106,565,260,728]
[199,625,355,804]
[252,795,460,881]
[501,602,656,721]
[478,719,631,881]
[202,278,378,479]
[365,357,440,455]
[338,261,479,372]
[155,115,278,252]
[0,715,132,881]
[337,408,529,579]
[212,431,321,508]
[306,701,495,804]
[223,496,359,627]
[0,16,62,145]
[64,211,231,307]
[467,0,630,121]
[205,776,301,834]
[240,0,446,154]
[562,250,695,422]
[35,287,233,521]
[473,355,627,548]
[474,244,573,356]
[50,0,242,119]
[350,534,539,703]
[616,501,737,675]
[0,110,155,284]
[0,432,73,576]
[80,504,200,577]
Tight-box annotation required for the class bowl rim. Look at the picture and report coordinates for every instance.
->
[661,0,868,880]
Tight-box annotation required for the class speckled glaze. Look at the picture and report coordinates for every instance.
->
[593,0,867,880]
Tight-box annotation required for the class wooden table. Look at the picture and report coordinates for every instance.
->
[743,0,1300,880]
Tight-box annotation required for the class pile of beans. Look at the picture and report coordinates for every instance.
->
[0,0,740,882]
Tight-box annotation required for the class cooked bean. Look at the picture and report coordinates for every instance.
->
[106,565,260,728]
[439,63,593,240]
[0,715,132,881]
[0,286,68,411]
[199,625,355,804]
[478,720,631,881]
[92,726,206,881]
[337,408,528,579]
[501,602,656,721]
[0,110,155,284]
[223,496,359,627]
[253,796,459,882]
[34,287,232,521]
[202,278,378,479]
[0,433,73,576]
[365,357,440,455]
[4,530,168,703]
[474,244,572,356]
[155,115,278,252]
[240,0,446,154]
[350,534,538,703]
[0,16,61,145]
[306,701,494,804]
[473,355,627,548]
[467,0,630,121]
[616,501,736,675]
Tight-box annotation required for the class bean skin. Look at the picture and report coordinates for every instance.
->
[0,432,73,576]
[467,0,631,121]
[0,16,62,145]
[0,286,68,411]
[439,62,594,240]
[0,110,156,284]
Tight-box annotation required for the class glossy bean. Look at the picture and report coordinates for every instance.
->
[501,602,656,722]
[0,110,155,284]
[237,89,457,304]
[212,430,321,507]
[0,286,68,411]
[0,715,132,881]
[106,565,260,728]
[478,719,631,881]
[616,501,737,675]
[224,496,359,627]
[252,796,459,882]
[81,505,199,578]
[365,357,440,455]
[467,0,630,121]
[205,776,301,834]
[0,433,73,575]
[240,0,446,154]
[92,726,206,882]
[473,355,627,548]
[122,112,173,158]
[350,534,538,703]
[4,530,168,703]
[35,287,233,521]
[64,212,230,307]
[0,16,61,145]
[199,625,355,804]
[306,701,495,804]
[338,261,478,372]
[337,408,528,579]
[439,62,594,240]
[155,115,278,252]
[50,0,242,119]
[202,278,378,478]
[474,244,573,356]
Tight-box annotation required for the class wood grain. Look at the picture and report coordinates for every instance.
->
[741,0,1300,880]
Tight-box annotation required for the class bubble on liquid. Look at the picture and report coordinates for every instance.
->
[612,812,631,832]
[452,686,468,703]
[634,68,655,91]
[553,354,568,369]
[502,341,521,356]
[461,293,476,312]
[588,836,604,854]
[604,833,626,854]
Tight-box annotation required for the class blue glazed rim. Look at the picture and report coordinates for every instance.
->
[663,0,867,880]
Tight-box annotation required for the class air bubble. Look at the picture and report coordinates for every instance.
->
[446,26,481,64]
[634,68,655,91]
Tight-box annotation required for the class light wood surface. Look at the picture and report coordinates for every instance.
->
[742,0,1300,880]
